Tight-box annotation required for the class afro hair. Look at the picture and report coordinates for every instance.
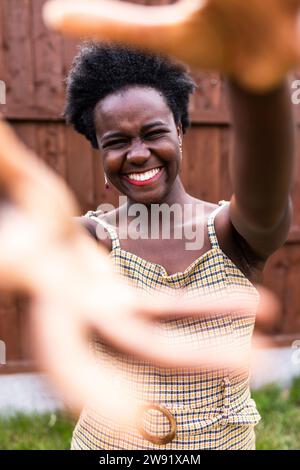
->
[64,42,196,149]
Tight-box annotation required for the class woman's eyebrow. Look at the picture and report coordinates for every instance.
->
[101,120,167,141]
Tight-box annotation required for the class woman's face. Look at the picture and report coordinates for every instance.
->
[94,86,182,205]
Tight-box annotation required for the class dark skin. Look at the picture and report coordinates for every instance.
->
[77,79,295,284]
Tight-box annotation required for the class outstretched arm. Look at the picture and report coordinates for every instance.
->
[0,118,278,423]
[0,0,290,424]
[227,78,296,261]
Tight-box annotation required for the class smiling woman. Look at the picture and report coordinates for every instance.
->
[63,42,277,451]
[0,0,297,453]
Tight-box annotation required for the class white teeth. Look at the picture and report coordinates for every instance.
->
[127,167,161,181]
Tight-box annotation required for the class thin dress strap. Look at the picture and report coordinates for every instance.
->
[83,209,120,251]
[207,200,229,250]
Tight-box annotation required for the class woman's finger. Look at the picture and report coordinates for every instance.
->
[86,293,253,368]
[43,0,300,92]
[42,0,223,71]
[30,294,140,427]
[0,119,79,236]
[136,283,280,328]
[30,292,249,427]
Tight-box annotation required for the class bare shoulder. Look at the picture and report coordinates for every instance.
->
[73,214,112,252]
[213,201,266,282]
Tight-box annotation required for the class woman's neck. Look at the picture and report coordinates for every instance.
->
[124,177,197,230]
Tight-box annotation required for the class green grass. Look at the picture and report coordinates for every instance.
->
[0,378,299,449]
[253,377,300,450]
[0,412,76,450]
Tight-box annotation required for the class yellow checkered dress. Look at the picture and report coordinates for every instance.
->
[71,200,261,450]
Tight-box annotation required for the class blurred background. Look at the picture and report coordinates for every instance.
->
[0,0,300,449]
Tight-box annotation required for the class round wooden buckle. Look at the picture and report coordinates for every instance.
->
[136,403,177,445]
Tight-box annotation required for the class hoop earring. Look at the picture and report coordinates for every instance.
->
[179,138,183,160]
[104,172,109,190]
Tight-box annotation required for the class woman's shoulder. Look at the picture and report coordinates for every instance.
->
[73,215,98,238]
[191,197,265,281]
[213,200,266,281]
[73,211,113,252]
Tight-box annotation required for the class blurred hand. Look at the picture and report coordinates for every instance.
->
[0,118,279,425]
[43,0,300,92]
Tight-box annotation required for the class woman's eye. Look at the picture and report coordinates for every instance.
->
[103,140,127,149]
[145,130,166,140]
[103,130,168,148]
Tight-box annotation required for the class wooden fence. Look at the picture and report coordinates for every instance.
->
[1,0,300,373]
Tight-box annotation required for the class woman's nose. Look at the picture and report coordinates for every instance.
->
[126,140,151,164]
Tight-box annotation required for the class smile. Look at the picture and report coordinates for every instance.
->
[122,167,164,186]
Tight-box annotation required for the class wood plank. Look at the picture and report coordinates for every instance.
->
[65,125,95,212]
[0,292,22,365]
[282,244,300,334]
[35,122,67,177]
[0,360,38,375]
[1,0,300,375]
[0,0,7,111]
[61,36,79,78]
[253,334,300,348]
[184,126,221,201]
[2,0,35,117]
[31,0,65,116]
[16,294,35,368]
[11,121,37,151]
[262,248,289,334]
